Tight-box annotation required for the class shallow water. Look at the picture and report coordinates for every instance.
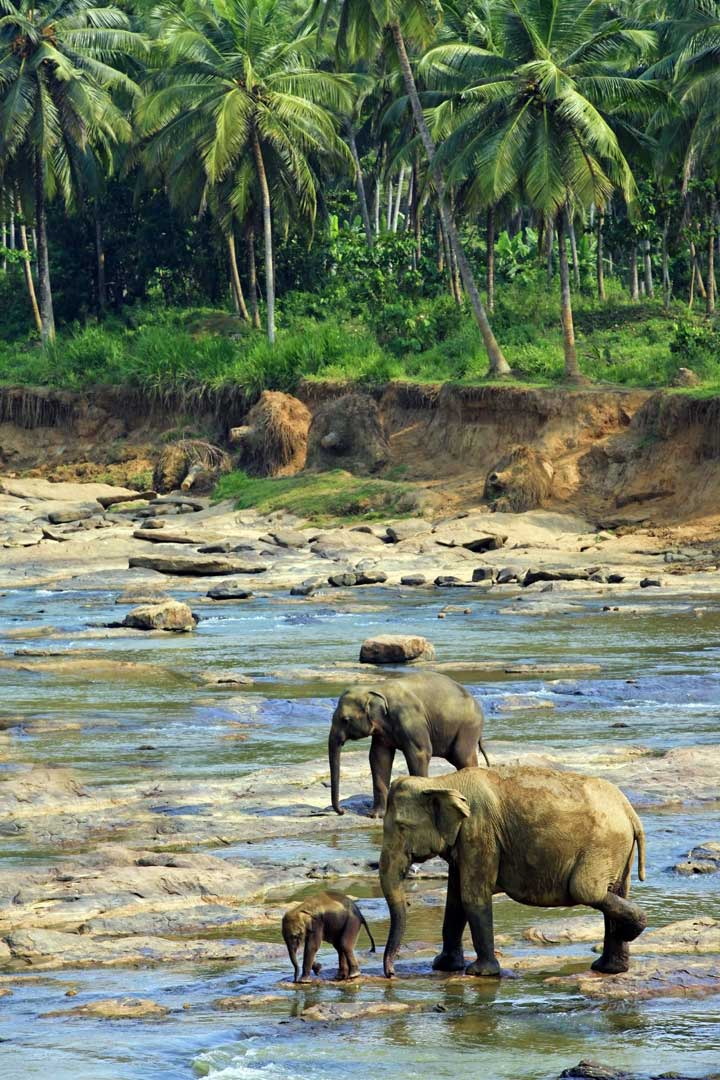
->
[1,581,720,1078]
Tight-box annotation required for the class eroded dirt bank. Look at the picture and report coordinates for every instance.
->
[2,382,720,536]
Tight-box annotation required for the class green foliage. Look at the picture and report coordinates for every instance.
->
[669,319,720,378]
[212,469,413,522]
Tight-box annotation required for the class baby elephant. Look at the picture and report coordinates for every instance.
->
[282,890,376,983]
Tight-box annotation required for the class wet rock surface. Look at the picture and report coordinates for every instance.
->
[359,634,436,664]
[121,600,197,632]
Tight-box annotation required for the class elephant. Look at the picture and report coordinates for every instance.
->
[379,765,647,979]
[328,672,489,818]
[282,890,376,983]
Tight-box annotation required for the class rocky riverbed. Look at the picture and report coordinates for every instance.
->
[1,475,719,1079]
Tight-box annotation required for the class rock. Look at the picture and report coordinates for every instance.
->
[606,573,625,584]
[434,576,465,587]
[43,997,169,1020]
[328,572,357,587]
[137,519,166,530]
[462,534,506,553]
[496,568,518,585]
[523,568,590,587]
[47,508,93,525]
[355,570,388,585]
[206,583,254,601]
[98,491,157,510]
[546,957,720,1001]
[359,635,435,664]
[386,520,433,543]
[114,588,171,606]
[472,567,495,582]
[136,505,177,518]
[291,577,325,597]
[122,601,196,632]
[201,672,253,687]
[524,915,602,945]
[640,578,661,588]
[300,1001,415,1024]
[558,1061,632,1080]
[132,529,198,544]
[214,994,288,1010]
[672,366,700,388]
[401,574,427,586]
[485,446,554,512]
[636,917,720,954]
[269,528,308,549]
[672,842,720,875]
[41,527,72,542]
[128,555,268,576]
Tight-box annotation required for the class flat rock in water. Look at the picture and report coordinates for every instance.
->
[386,520,433,543]
[546,957,720,1000]
[434,576,466,587]
[356,570,388,585]
[214,994,288,1010]
[43,997,169,1020]
[114,588,171,605]
[523,568,590,587]
[360,634,435,664]
[328,572,357,587]
[291,577,325,597]
[269,528,308,548]
[132,529,198,544]
[401,574,427,586]
[121,601,196,632]
[201,671,253,687]
[496,568,518,584]
[673,842,720,875]
[129,555,268,576]
[635,917,720,954]
[47,508,94,525]
[207,582,254,601]
[523,915,602,945]
[300,1001,416,1023]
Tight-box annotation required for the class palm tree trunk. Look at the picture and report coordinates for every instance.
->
[643,238,654,299]
[227,231,250,322]
[567,209,580,289]
[546,217,554,282]
[386,177,393,232]
[34,155,55,344]
[596,213,606,300]
[389,19,509,375]
[661,219,671,311]
[486,205,495,313]
[94,202,107,315]
[251,131,275,344]
[392,165,405,232]
[629,244,639,300]
[9,207,15,252]
[707,197,716,316]
[246,222,261,329]
[557,212,581,381]
[373,179,380,236]
[690,240,706,298]
[346,122,373,246]
[16,195,42,335]
[1,220,6,273]
[403,168,413,232]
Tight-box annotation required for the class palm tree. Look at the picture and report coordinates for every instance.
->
[311,0,511,375]
[139,0,353,343]
[0,0,143,341]
[425,0,662,380]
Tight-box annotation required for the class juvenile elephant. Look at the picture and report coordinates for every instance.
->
[282,890,376,983]
[329,672,488,818]
[379,766,647,978]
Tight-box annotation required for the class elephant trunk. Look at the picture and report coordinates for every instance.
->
[380,849,411,978]
[329,729,346,815]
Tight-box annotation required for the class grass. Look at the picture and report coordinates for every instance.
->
[1,280,720,398]
[212,468,414,523]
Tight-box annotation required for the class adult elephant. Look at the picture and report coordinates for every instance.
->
[380,766,647,978]
[328,672,488,818]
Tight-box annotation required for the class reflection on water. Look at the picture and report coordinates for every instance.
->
[1,583,720,1079]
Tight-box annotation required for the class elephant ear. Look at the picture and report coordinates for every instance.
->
[421,788,471,844]
[365,690,388,724]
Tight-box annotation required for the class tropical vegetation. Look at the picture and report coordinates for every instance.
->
[1,0,720,392]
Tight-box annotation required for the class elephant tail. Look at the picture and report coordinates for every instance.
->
[359,910,376,953]
[632,811,646,882]
[479,740,490,768]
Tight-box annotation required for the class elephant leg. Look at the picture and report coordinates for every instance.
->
[447,729,479,771]
[369,738,395,818]
[463,898,500,977]
[433,862,467,972]
[403,742,431,778]
[340,930,360,979]
[299,926,323,983]
[591,911,630,975]
[335,944,350,980]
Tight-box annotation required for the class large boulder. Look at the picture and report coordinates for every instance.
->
[306,393,389,473]
[359,634,435,664]
[230,391,310,477]
[122,600,196,632]
[484,445,554,512]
